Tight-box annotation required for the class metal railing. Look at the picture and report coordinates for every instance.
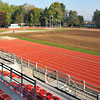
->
[0,62,36,100]
[0,49,100,100]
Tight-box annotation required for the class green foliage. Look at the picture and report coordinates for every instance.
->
[11,6,24,26]
[22,3,34,26]
[93,9,100,27]
[0,1,85,27]
[40,8,49,26]
[78,16,84,26]
[29,8,43,26]
[67,10,79,27]
[48,2,64,26]
[0,12,8,27]
[0,2,10,24]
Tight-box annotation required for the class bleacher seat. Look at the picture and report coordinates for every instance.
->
[3,71,10,76]
[3,81,61,100]
[0,89,4,95]
[0,89,12,100]
[53,96,60,100]
[12,73,17,78]
[0,94,12,100]
[46,92,53,96]
[0,70,2,74]
[45,95,54,100]
[0,66,61,100]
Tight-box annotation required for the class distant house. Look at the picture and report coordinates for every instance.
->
[83,21,96,27]
[9,24,20,28]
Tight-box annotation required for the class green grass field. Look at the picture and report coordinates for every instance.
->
[0,31,6,32]
[11,36,100,56]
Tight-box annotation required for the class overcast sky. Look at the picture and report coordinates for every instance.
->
[2,0,100,21]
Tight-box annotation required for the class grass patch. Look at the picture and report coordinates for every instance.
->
[0,31,6,32]
[11,36,100,56]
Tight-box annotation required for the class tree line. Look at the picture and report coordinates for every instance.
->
[0,0,99,28]
[92,9,100,27]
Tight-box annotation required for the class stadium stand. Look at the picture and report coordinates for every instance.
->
[0,49,100,100]
[0,62,61,100]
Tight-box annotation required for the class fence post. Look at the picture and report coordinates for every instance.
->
[56,71,58,88]
[83,81,85,91]
[68,75,70,85]
[2,50,4,58]
[21,57,23,73]
[66,74,68,85]
[8,52,10,61]
[34,81,36,100]
[13,54,16,64]
[1,63,3,82]
[35,63,37,70]
[97,94,100,100]
[33,62,37,77]
[4,50,6,58]
[27,60,30,67]
[21,73,23,97]
[0,50,1,57]
[10,68,12,88]
[45,66,48,83]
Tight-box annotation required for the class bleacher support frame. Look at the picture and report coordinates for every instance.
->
[0,49,100,100]
[0,62,36,100]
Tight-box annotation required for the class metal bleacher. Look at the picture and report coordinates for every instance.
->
[0,49,100,100]
[0,62,37,100]
[0,62,64,100]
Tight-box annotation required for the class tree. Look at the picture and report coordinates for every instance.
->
[93,9,100,27]
[60,3,66,25]
[0,0,2,6]
[40,8,49,26]
[67,10,79,27]
[9,5,18,24]
[78,15,84,26]
[48,2,64,27]
[22,3,34,25]
[29,8,43,26]
[0,2,11,24]
[0,12,8,27]
[11,6,24,26]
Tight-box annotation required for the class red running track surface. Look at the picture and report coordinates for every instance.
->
[0,39,100,89]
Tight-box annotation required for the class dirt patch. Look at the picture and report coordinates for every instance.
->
[0,30,100,52]
[0,36,17,40]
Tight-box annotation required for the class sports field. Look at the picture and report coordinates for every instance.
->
[1,28,100,55]
[0,38,100,90]
[0,28,100,91]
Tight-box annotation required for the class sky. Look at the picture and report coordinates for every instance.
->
[2,0,100,21]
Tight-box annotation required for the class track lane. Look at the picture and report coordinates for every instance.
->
[0,39,100,89]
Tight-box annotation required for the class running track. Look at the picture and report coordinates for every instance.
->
[0,39,100,90]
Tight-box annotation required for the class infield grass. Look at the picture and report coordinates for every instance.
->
[11,36,100,56]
